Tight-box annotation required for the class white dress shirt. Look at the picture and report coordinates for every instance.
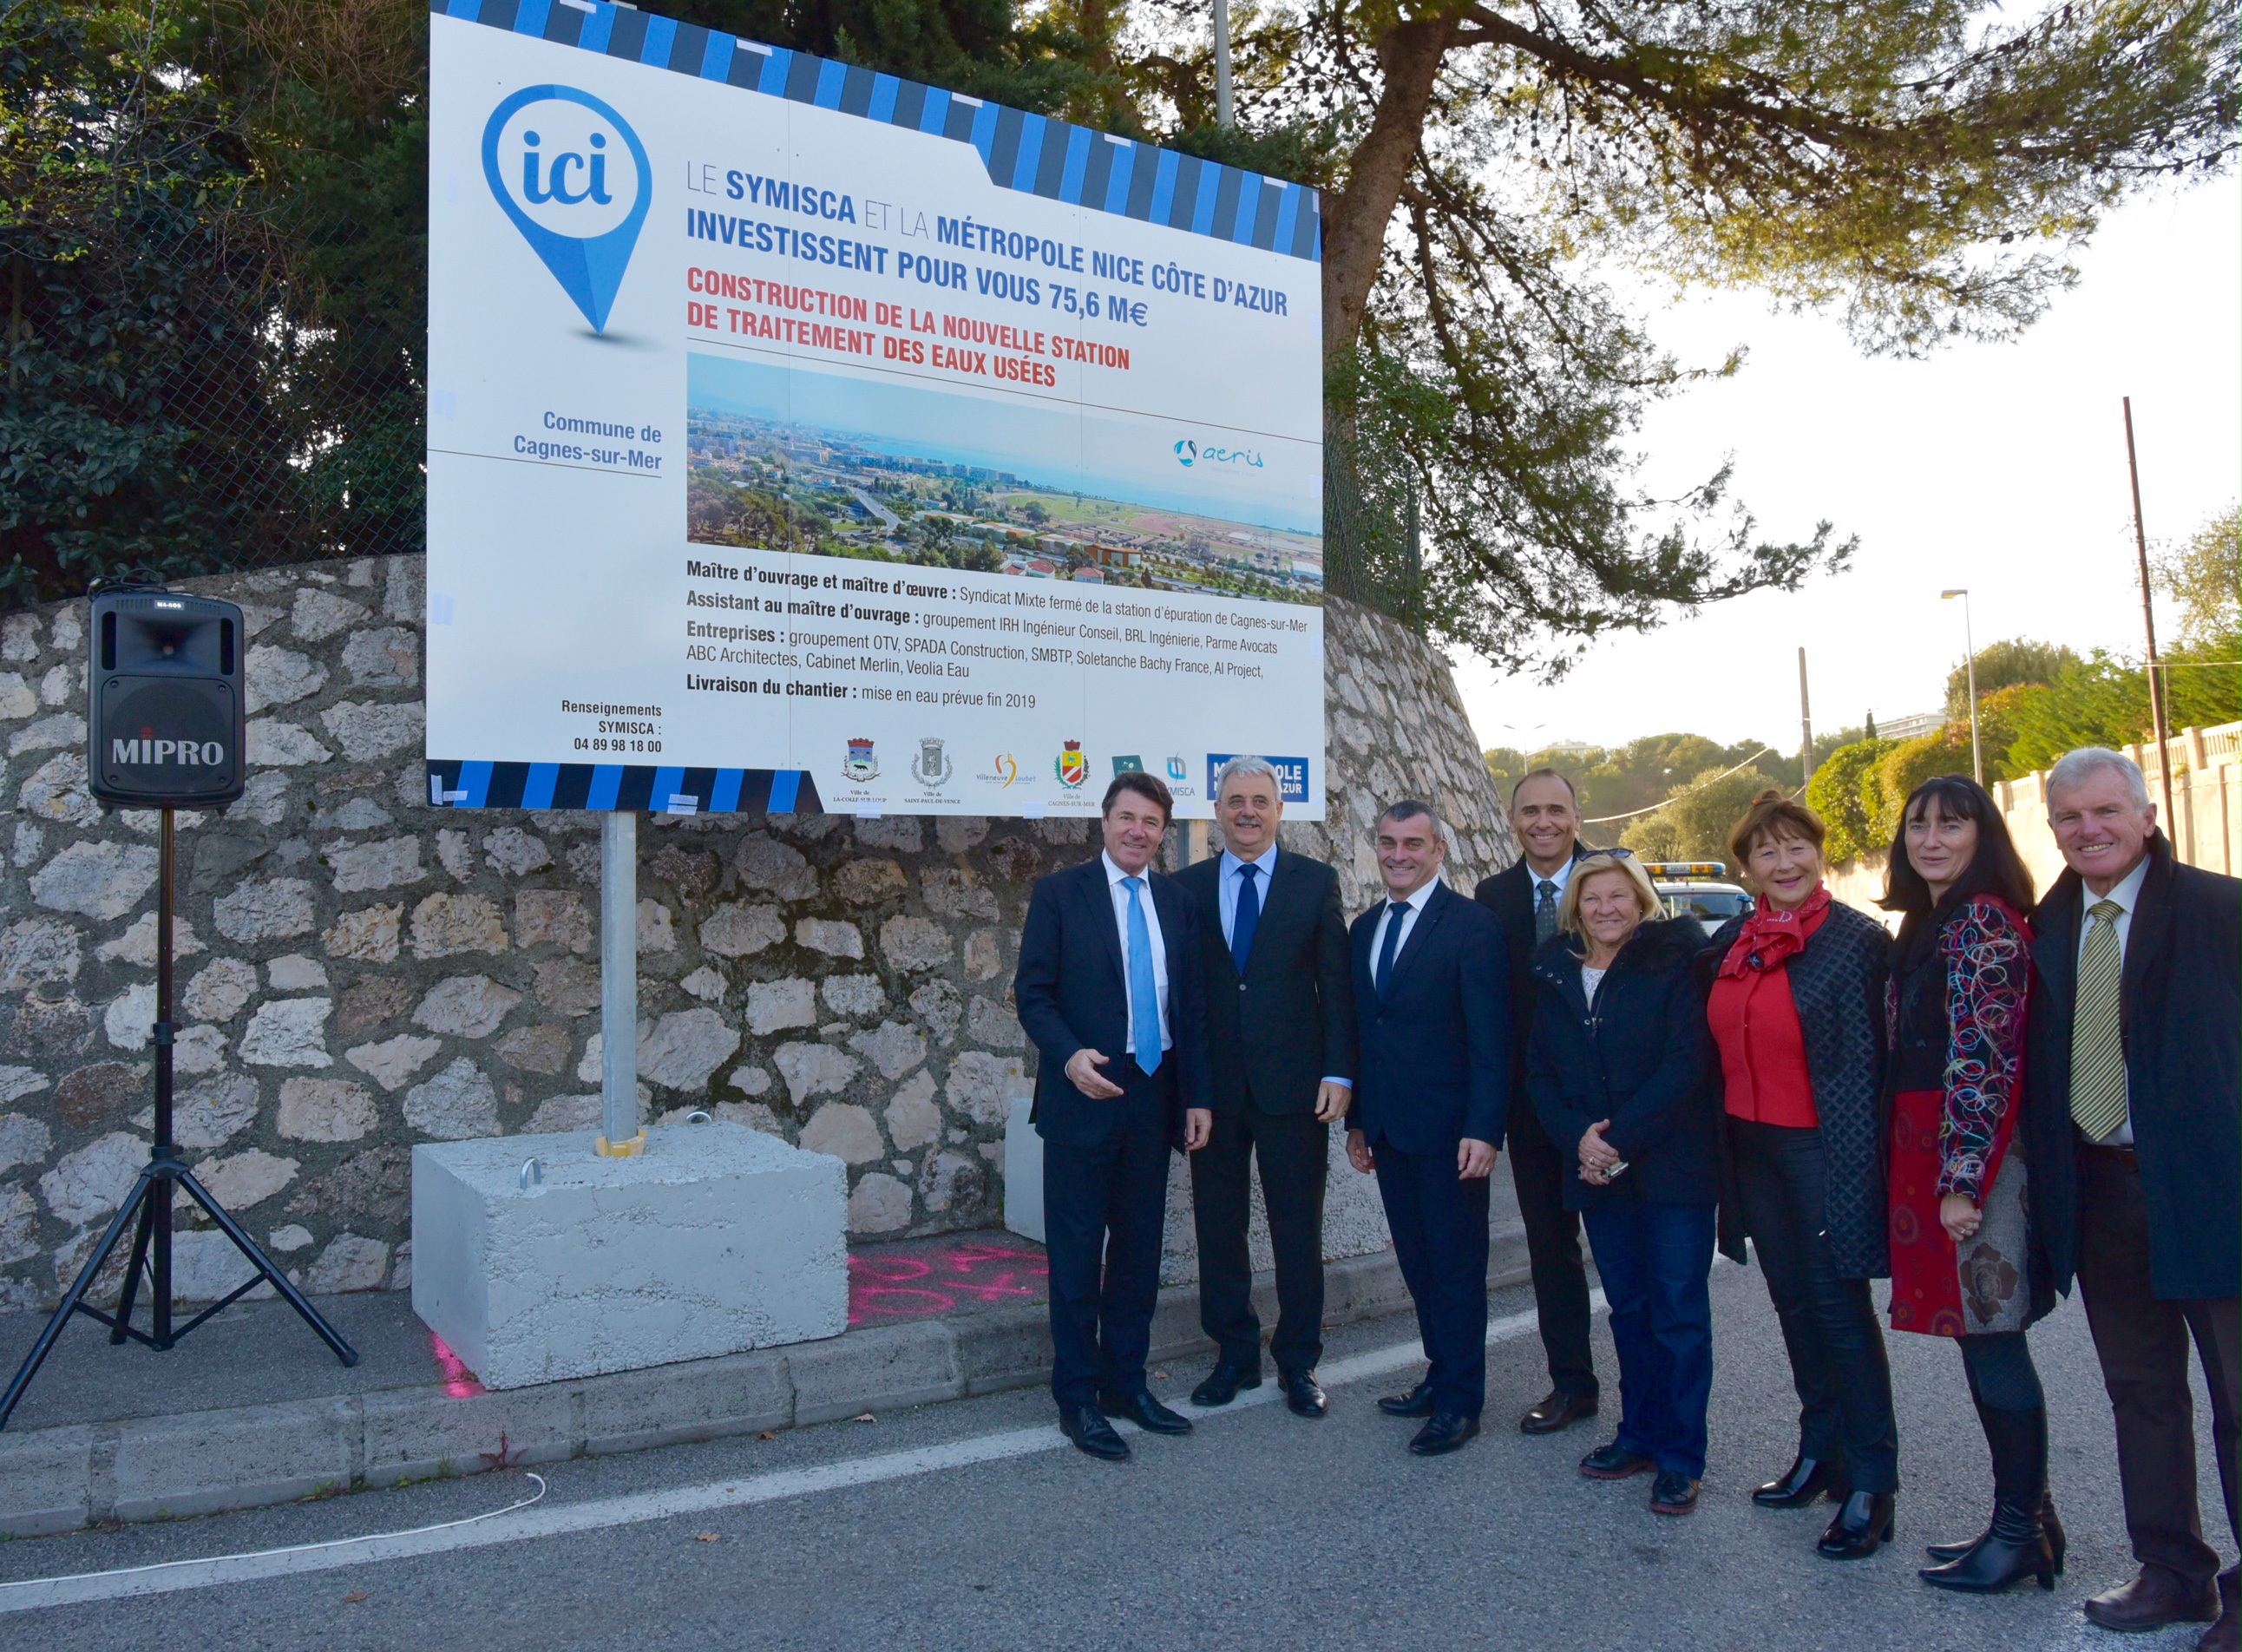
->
[1222,844,1351,1090]
[1103,851,1170,1055]
[2079,854,2152,1144]
[1529,855,1577,921]
[1367,875,1441,984]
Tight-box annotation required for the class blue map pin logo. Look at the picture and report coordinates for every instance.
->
[482,86,651,334]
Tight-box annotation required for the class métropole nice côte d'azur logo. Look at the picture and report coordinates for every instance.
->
[482,85,652,333]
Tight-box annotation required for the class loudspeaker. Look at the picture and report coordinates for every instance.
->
[87,587,246,809]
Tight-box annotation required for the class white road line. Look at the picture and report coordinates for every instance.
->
[0,1287,1610,1615]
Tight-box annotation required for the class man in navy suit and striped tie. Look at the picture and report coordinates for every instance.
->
[1015,771,1214,1459]
[1346,800,1511,1455]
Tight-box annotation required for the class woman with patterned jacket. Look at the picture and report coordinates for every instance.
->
[1702,790,1898,1562]
[1880,774,2060,1596]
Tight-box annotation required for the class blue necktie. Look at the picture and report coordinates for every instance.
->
[1231,861,1261,974]
[1124,876,1162,1073]
[1375,899,1406,998]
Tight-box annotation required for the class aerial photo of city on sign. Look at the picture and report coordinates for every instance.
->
[684,354,1323,607]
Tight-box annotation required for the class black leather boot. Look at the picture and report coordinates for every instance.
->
[1753,1454,1834,1509]
[1918,1404,2055,1593]
[1817,1491,1895,1559]
[1924,1490,2065,1574]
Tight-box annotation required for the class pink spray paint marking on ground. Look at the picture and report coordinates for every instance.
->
[848,1242,1049,1327]
[429,1333,485,1399]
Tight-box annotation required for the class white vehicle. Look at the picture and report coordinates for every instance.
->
[1642,862,1755,928]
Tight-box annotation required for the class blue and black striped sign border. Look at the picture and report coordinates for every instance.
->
[426,759,825,815]
[430,0,1322,263]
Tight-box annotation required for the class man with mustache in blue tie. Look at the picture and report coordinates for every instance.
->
[1015,770,1215,1459]
[1179,756,1357,1419]
[1347,800,1511,1454]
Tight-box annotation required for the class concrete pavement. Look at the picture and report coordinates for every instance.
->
[0,1254,2229,1650]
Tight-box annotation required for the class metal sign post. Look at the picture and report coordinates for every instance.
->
[596,810,643,1157]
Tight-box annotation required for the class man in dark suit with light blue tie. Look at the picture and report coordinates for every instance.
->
[1346,800,1511,1455]
[1014,771,1215,1460]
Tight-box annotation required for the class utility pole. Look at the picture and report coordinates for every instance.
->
[1797,647,1815,793]
[1941,588,1982,785]
[1213,0,1234,128]
[2123,397,2178,831]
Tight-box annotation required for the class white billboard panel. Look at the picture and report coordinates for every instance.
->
[427,2,1324,818]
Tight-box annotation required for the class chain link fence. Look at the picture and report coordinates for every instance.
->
[1322,441,1427,632]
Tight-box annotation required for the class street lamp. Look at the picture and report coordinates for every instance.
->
[1213,0,1234,128]
[1941,588,1982,785]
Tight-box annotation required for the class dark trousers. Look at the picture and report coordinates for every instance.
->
[1041,1059,1175,1410]
[2075,1145,2242,1588]
[1508,1098,1599,1402]
[1583,1199,1716,1479]
[1373,1141,1490,1418]
[1730,1119,1899,1493]
[1190,1105,1328,1373]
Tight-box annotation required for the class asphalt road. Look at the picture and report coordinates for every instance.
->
[0,1256,2229,1651]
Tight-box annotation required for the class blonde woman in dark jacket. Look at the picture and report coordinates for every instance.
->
[1528,851,1716,1518]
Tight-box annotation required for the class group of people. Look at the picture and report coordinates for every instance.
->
[1012,748,2238,1648]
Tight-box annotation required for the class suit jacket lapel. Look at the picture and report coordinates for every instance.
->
[1242,848,1295,983]
[2035,876,2081,1021]
[1385,883,1447,997]
[1189,858,1235,987]
[1082,858,1126,993]
[2121,845,2175,1008]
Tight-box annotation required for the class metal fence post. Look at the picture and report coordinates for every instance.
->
[600,810,639,1150]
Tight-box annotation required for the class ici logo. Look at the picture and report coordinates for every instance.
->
[482,84,652,334]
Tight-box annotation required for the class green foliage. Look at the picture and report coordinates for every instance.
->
[1621,765,1782,865]
[1806,738,1899,864]
[0,0,431,601]
[2156,505,2240,648]
[1944,639,2081,719]
[2004,639,2242,771]
[1876,726,1977,831]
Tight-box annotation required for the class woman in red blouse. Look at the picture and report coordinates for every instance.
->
[1880,774,2061,1596]
[1704,792,1898,1560]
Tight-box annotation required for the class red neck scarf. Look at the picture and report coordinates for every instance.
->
[1718,883,1833,979]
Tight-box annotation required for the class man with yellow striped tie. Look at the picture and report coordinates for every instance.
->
[2026,748,2241,1652]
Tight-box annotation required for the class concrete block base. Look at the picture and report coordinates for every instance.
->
[412,1122,847,1391]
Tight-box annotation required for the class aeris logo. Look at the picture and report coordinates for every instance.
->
[482,86,652,333]
[110,735,226,767]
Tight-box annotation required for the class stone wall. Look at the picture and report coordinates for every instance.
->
[0,557,1513,1309]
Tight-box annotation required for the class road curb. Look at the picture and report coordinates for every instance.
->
[0,1228,1528,1535]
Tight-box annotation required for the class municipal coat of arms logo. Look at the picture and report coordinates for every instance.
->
[842,738,879,782]
[910,737,953,787]
[1056,741,1088,789]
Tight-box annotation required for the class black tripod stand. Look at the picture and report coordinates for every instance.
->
[0,810,357,1431]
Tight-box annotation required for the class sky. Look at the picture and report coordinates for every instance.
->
[1450,177,2242,757]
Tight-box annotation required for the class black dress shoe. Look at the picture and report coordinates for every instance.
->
[1918,1499,2055,1593]
[1649,1472,1701,1516]
[1281,1369,1328,1418]
[1190,1360,1262,1408]
[1753,1454,1835,1509]
[2081,1570,2221,1631]
[1059,1404,1130,1460]
[1378,1380,1435,1418]
[1926,1491,2065,1573]
[1578,1440,1656,1480]
[1408,1413,1480,1456]
[1520,1389,1597,1434]
[1817,1491,1895,1559]
[1099,1388,1193,1435]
